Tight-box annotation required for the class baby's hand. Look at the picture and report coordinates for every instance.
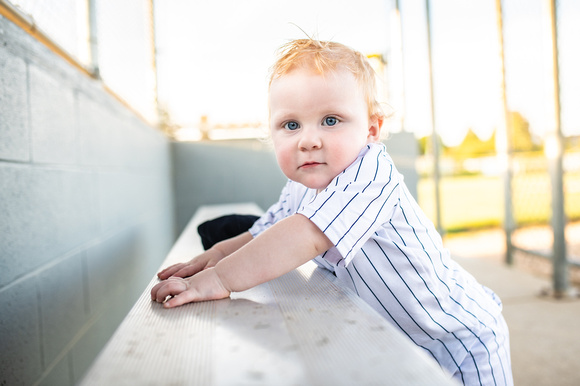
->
[151,267,230,308]
[157,249,225,280]
[157,261,201,280]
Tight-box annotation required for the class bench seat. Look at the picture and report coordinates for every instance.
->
[80,203,452,385]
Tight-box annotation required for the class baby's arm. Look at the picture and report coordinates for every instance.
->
[157,231,253,279]
[151,214,333,308]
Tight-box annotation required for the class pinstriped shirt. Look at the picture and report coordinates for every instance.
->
[249,143,512,385]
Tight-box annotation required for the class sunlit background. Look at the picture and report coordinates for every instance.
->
[3,0,580,259]
[7,0,579,144]
[152,0,580,146]
[154,0,391,141]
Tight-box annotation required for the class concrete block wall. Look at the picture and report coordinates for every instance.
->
[0,15,175,386]
[172,140,288,234]
[383,131,419,200]
[172,134,418,235]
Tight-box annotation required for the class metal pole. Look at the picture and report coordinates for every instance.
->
[149,0,161,126]
[392,0,406,133]
[87,0,100,78]
[495,0,515,265]
[425,0,443,235]
[546,0,568,296]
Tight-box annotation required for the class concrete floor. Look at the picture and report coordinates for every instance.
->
[446,231,580,386]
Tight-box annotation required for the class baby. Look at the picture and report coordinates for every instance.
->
[152,39,513,385]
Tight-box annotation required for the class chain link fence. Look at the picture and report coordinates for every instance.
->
[564,149,580,261]
[6,0,90,64]
[509,149,580,259]
[94,0,157,123]
[2,0,158,123]
[415,0,580,291]
[506,0,580,290]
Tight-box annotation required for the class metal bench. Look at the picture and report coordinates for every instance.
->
[80,203,453,385]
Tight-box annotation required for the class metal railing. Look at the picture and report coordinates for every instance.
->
[415,0,579,296]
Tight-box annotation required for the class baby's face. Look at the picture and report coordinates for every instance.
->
[269,67,380,191]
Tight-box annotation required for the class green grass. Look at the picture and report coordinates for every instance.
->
[417,171,580,233]
[419,175,503,232]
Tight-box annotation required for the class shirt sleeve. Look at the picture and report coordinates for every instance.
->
[249,179,311,238]
[297,143,402,266]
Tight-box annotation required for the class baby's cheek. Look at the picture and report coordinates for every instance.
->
[275,150,293,176]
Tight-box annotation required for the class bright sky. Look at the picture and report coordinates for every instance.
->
[154,0,390,126]
[155,0,580,146]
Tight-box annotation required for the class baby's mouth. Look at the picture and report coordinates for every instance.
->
[299,161,323,169]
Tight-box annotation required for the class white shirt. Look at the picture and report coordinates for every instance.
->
[249,143,512,385]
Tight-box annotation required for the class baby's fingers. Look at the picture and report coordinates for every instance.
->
[157,263,186,279]
[170,264,204,278]
[163,291,200,308]
[151,278,187,303]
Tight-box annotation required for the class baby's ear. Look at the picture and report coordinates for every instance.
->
[367,114,383,142]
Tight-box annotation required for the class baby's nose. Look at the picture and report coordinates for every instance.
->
[298,128,322,150]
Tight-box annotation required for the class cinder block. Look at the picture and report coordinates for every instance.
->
[29,64,77,164]
[37,353,73,386]
[383,133,419,200]
[98,172,147,233]
[0,280,42,385]
[0,164,99,287]
[38,252,86,365]
[77,93,132,168]
[70,288,138,383]
[113,115,145,169]
[138,211,175,276]
[85,228,141,314]
[172,141,286,233]
[0,45,29,162]
[76,94,113,167]
[69,322,111,384]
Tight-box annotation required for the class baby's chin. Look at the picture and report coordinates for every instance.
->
[302,181,332,193]
[288,171,334,191]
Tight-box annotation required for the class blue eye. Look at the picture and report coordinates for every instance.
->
[324,117,338,126]
[284,121,300,130]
